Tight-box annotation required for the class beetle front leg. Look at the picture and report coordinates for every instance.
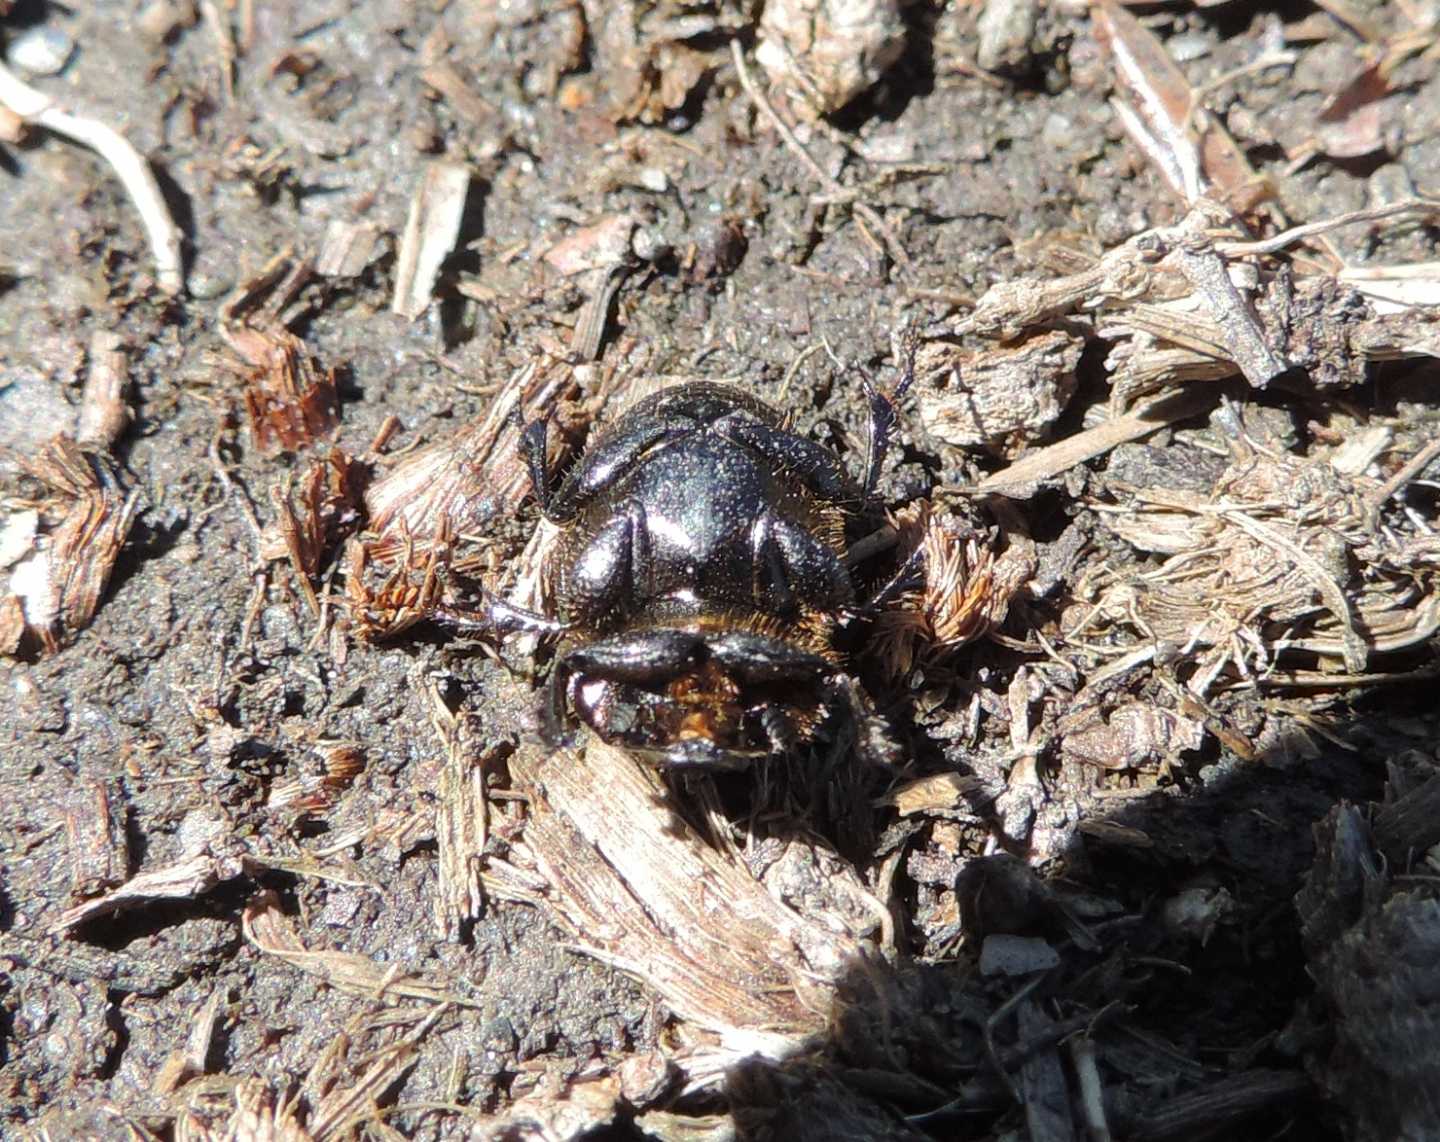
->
[749,511,855,615]
[860,328,918,496]
[516,409,557,519]
[431,591,569,636]
[565,498,651,625]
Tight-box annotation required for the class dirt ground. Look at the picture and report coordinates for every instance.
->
[2,1,1439,1140]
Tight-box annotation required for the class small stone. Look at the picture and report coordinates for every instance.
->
[979,933,1060,976]
[7,26,76,77]
[619,1050,673,1107]
[1367,162,1417,208]
[1160,884,1234,945]
[976,0,1039,74]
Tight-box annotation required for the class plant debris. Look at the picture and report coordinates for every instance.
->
[242,891,479,1008]
[2,437,140,656]
[870,501,1034,680]
[391,160,471,321]
[755,0,907,119]
[220,258,341,455]
[4,2,1440,1138]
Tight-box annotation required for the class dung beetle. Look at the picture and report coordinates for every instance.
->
[447,378,911,768]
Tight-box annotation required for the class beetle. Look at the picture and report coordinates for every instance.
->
[444,378,911,769]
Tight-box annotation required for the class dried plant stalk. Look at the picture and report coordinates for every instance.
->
[242,891,479,1007]
[76,330,131,450]
[351,358,600,640]
[343,523,452,642]
[52,852,237,933]
[174,1078,310,1142]
[870,503,1033,679]
[363,359,580,541]
[1092,0,1268,210]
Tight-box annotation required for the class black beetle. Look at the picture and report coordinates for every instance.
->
[446,379,910,768]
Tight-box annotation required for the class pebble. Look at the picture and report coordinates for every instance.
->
[977,0,1039,74]
[979,933,1060,977]
[7,26,76,77]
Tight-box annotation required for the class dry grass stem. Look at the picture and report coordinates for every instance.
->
[242,892,479,1008]
[0,61,183,294]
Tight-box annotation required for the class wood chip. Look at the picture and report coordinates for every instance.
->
[52,852,238,933]
[509,738,870,1061]
[76,331,130,450]
[391,161,471,320]
[64,777,129,898]
[315,219,381,279]
[428,685,487,941]
[883,771,987,816]
[1092,0,1266,211]
[916,329,1083,447]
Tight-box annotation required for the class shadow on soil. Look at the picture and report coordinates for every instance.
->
[626,681,1424,1142]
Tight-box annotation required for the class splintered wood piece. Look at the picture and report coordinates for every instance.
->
[1171,239,1288,387]
[64,777,129,898]
[1092,0,1266,211]
[76,330,130,450]
[509,739,870,1061]
[6,437,141,655]
[428,684,487,941]
[227,325,340,455]
[51,852,233,933]
[391,161,471,320]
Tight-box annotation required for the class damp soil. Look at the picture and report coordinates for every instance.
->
[1,2,1438,1140]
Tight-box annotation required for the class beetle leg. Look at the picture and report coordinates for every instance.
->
[658,736,752,770]
[748,512,855,614]
[750,512,797,616]
[547,419,693,521]
[431,591,569,636]
[709,630,831,683]
[713,415,854,503]
[566,499,650,625]
[860,329,918,496]
[516,409,556,518]
[540,661,578,747]
[849,545,926,618]
[563,628,704,684]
